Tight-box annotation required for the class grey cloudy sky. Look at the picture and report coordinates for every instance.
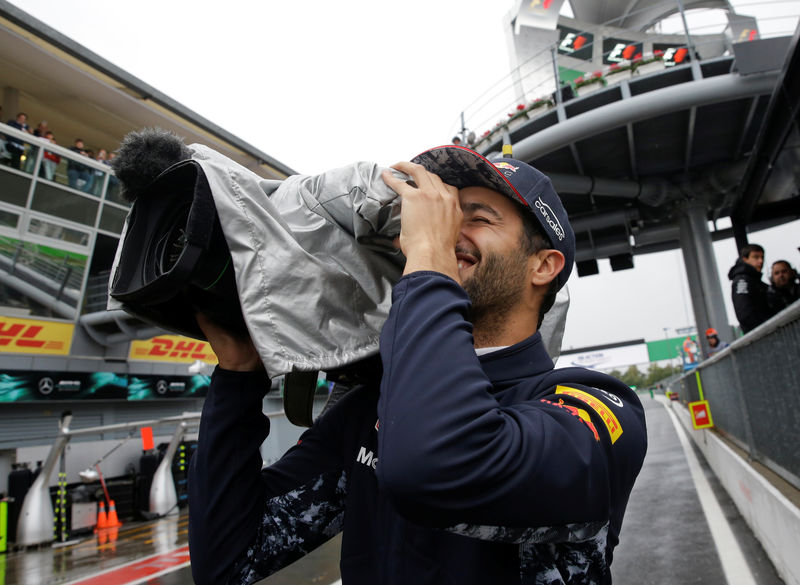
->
[9,0,799,351]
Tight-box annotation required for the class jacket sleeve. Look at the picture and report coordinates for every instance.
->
[376,272,646,532]
[188,368,350,585]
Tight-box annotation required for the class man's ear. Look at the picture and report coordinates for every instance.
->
[529,249,565,287]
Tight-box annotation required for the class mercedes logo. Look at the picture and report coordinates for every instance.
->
[38,377,55,396]
[155,379,169,395]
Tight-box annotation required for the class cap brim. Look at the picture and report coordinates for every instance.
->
[411,146,530,209]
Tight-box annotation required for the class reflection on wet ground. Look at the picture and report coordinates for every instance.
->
[3,510,188,585]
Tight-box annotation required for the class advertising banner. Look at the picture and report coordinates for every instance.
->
[727,14,759,43]
[515,0,567,32]
[0,369,210,402]
[557,25,594,61]
[129,335,217,365]
[0,316,74,356]
[602,38,643,64]
[653,43,691,67]
[559,342,649,371]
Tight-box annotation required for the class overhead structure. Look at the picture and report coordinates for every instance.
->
[476,1,799,355]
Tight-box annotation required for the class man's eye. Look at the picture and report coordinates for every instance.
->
[471,216,491,224]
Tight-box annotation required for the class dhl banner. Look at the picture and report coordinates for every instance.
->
[129,335,218,365]
[0,316,73,356]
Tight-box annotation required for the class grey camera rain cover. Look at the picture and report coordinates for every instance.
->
[109,144,570,377]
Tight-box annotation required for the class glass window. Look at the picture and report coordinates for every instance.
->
[99,204,128,235]
[0,235,87,319]
[0,209,20,228]
[30,183,99,226]
[0,170,31,207]
[28,217,90,246]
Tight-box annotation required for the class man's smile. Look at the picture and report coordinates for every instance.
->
[455,248,479,272]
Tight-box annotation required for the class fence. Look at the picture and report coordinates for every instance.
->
[668,301,800,490]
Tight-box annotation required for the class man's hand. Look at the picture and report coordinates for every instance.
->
[196,313,264,372]
[382,162,461,282]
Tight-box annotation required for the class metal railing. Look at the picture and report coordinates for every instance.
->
[668,300,800,490]
[0,235,84,294]
[454,0,799,149]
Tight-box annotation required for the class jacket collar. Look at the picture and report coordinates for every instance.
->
[477,331,554,387]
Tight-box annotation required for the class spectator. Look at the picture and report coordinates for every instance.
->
[33,120,49,138]
[728,243,772,333]
[705,328,729,356]
[451,135,462,146]
[766,260,800,313]
[4,112,31,169]
[91,148,109,195]
[40,131,61,181]
[67,138,93,193]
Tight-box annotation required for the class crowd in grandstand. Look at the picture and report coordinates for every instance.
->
[0,111,116,194]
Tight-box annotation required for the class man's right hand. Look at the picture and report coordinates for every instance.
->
[195,313,264,372]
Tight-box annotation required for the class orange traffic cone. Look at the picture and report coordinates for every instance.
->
[106,499,122,528]
[95,501,108,531]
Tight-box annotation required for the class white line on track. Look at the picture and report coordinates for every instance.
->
[664,403,757,585]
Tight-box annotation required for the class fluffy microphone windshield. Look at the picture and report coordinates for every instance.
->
[110,128,192,202]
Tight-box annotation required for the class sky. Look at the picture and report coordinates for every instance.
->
[8,0,800,351]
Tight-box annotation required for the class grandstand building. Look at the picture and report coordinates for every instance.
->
[0,0,296,494]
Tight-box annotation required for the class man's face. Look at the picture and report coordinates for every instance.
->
[456,187,530,321]
[743,250,764,272]
[707,335,719,347]
[772,262,793,288]
[75,140,84,149]
[16,114,26,124]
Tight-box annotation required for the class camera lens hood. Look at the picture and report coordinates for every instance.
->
[110,159,246,340]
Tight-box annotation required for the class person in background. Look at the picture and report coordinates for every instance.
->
[40,131,61,181]
[67,138,93,193]
[766,260,800,314]
[705,328,729,356]
[91,148,109,195]
[4,112,31,169]
[33,120,49,138]
[728,244,772,333]
[451,135,462,146]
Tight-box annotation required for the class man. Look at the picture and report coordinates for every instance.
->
[4,112,31,169]
[766,260,799,314]
[67,138,93,192]
[705,328,729,356]
[728,244,772,333]
[188,146,647,585]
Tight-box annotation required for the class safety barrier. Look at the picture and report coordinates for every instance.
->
[668,300,800,490]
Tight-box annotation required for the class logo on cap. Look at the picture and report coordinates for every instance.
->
[535,197,565,241]
[493,162,519,176]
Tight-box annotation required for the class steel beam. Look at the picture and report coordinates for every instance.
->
[513,72,778,163]
[677,202,732,357]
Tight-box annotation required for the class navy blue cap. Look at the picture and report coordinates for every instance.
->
[411,145,575,290]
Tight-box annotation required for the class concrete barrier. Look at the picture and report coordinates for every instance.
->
[673,402,800,585]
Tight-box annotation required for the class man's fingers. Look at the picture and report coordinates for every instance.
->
[387,162,459,199]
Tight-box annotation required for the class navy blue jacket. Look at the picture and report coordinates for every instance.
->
[189,272,647,584]
[728,259,773,333]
